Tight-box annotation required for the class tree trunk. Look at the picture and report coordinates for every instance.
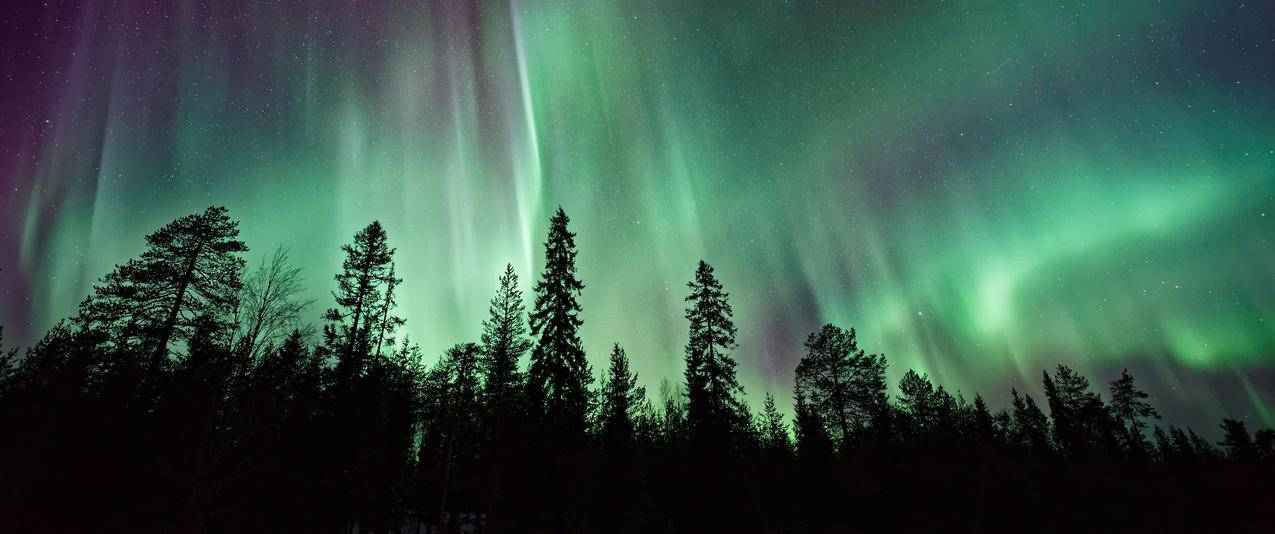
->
[150,241,204,378]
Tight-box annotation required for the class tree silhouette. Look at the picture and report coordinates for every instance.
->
[898,368,938,442]
[1219,418,1257,461]
[1108,368,1159,456]
[683,260,746,444]
[598,343,643,451]
[480,264,531,419]
[77,206,247,376]
[758,392,792,459]
[525,208,592,437]
[4,207,1275,532]
[232,246,313,361]
[794,324,888,450]
[419,343,484,530]
[1256,428,1275,460]
[1042,365,1118,456]
[1010,388,1052,453]
[370,262,405,357]
[322,220,396,370]
[792,390,833,462]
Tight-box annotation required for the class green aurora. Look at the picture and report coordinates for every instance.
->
[2,0,1273,428]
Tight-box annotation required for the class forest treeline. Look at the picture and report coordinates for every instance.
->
[1,206,1272,532]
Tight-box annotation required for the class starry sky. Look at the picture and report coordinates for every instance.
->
[1,0,1273,429]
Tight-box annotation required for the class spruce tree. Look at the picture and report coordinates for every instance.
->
[480,264,531,417]
[758,392,792,459]
[525,208,592,436]
[77,206,247,374]
[598,343,642,451]
[971,394,997,445]
[793,323,887,450]
[683,260,746,442]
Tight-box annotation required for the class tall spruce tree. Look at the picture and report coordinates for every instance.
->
[793,323,888,449]
[758,393,792,459]
[683,260,746,442]
[77,206,247,374]
[526,208,592,435]
[480,264,531,417]
[322,221,395,374]
[598,343,643,451]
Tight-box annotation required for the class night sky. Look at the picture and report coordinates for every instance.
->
[2,0,1273,430]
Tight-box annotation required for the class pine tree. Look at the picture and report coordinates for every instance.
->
[525,208,592,436]
[480,264,531,418]
[1152,426,1176,461]
[77,206,247,374]
[1010,388,1051,453]
[1042,365,1116,455]
[898,369,937,440]
[598,343,642,451]
[1169,426,1196,461]
[683,260,746,442]
[758,393,792,459]
[1108,369,1159,455]
[1188,428,1220,460]
[1219,418,1257,461]
[793,323,887,450]
[322,221,395,375]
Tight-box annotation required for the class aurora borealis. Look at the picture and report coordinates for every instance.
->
[1,0,1272,429]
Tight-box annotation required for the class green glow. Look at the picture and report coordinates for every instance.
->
[6,0,1274,428]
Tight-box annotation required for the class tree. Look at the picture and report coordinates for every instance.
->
[1010,388,1051,453]
[1152,426,1176,461]
[1256,428,1275,460]
[757,393,792,459]
[598,343,643,451]
[794,324,888,450]
[793,391,833,463]
[1107,369,1159,456]
[525,208,593,437]
[233,247,314,361]
[322,221,395,373]
[419,343,484,529]
[898,369,937,440]
[683,260,746,442]
[370,263,405,358]
[480,264,531,418]
[970,394,998,445]
[77,206,247,374]
[1042,365,1117,455]
[1219,418,1257,461]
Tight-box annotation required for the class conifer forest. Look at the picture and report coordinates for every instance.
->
[2,0,1274,531]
